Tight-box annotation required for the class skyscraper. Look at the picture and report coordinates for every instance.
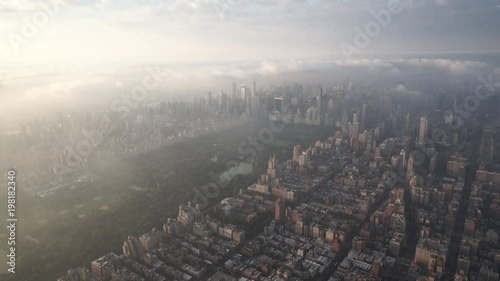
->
[352,122,360,139]
[361,103,368,127]
[317,89,325,125]
[407,154,414,175]
[267,155,277,180]
[293,145,302,162]
[250,95,260,116]
[479,126,495,162]
[274,97,283,113]
[418,117,428,145]
[240,85,247,101]
[218,91,227,114]
[275,197,285,222]
[232,82,237,100]
[404,113,410,129]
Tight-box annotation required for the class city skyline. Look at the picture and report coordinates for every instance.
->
[2,0,500,129]
[2,1,500,281]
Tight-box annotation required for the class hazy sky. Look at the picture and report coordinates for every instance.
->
[1,0,500,128]
[0,0,499,65]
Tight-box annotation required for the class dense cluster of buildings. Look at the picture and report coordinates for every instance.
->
[57,114,400,280]
[451,167,500,281]
[54,79,500,280]
[4,99,247,197]
[5,80,361,198]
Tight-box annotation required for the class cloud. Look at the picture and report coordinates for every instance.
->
[391,58,488,76]
[391,82,423,97]
[164,0,247,21]
[1,56,498,127]
[97,0,123,7]
[153,58,495,80]
[108,4,167,25]
[1,0,499,65]
[0,0,80,14]
[434,0,450,6]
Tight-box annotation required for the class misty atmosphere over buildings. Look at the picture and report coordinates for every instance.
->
[1,1,500,281]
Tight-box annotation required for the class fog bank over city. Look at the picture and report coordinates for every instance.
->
[2,0,500,280]
[2,0,500,128]
[2,53,500,130]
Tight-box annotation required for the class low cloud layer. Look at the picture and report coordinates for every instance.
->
[1,55,499,129]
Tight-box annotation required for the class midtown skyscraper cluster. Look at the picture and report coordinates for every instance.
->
[56,78,500,281]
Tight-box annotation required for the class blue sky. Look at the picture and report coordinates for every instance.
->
[0,0,499,65]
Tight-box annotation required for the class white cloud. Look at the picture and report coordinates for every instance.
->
[108,4,167,25]
[391,58,488,76]
[0,0,498,65]
[1,56,498,127]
